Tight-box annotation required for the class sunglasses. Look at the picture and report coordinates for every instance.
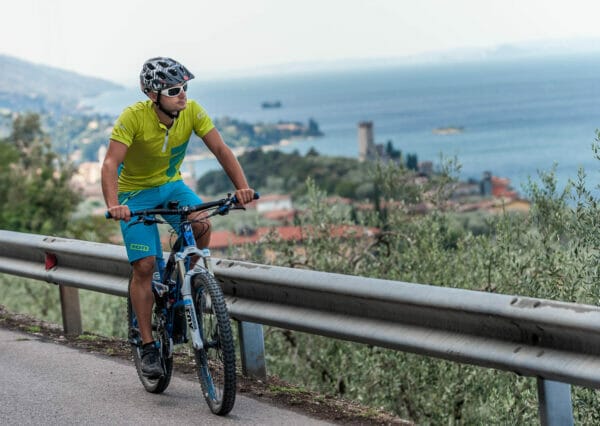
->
[160,83,188,97]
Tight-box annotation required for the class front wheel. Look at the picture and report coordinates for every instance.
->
[192,273,236,415]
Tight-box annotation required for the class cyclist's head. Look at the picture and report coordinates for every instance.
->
[139,57,195,95]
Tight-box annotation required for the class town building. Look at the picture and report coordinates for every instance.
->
[256,194,293,214]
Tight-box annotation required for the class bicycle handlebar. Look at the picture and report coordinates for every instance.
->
[105,192,260,219]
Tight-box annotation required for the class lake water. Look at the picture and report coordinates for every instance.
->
[83,54,600,194]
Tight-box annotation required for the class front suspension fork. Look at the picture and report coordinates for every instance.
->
[176,247,213,351]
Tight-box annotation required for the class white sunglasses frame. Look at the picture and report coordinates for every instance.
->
[160,83,188,97]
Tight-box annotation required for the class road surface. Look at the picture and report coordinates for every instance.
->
[0,327,332,425]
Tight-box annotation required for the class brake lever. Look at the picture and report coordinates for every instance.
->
[215,200,235,216]
[133,215,164,226]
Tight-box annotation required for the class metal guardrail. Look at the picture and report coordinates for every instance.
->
[0,229,596,425]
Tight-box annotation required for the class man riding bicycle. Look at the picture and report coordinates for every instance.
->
[101,57,255,378]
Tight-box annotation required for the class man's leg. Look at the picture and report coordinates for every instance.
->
[129,256,155,344]
[118,187,164,378]
[130,255,163,378]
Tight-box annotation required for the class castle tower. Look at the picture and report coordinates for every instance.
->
[358,121,375,161]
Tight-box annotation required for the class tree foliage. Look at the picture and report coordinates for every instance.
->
[0,113,81,234]
[196,148,419,201]
[0,113,119,343]
[197,149,374,200]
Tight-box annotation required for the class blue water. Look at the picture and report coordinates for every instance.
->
[84,55,600,194]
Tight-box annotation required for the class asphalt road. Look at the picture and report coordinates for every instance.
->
[0,327,332,425]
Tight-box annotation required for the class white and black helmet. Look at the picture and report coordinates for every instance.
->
[140,57,194,93]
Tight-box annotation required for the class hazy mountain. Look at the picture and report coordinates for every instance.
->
[221,37,600,78]
[0,54,122,114]
[412,37,600,64]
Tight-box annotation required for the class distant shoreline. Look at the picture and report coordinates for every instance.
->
[185,136,315,162]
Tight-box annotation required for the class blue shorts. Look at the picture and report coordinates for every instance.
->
[118,180,202,263]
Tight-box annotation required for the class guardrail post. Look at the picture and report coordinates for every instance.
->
[537,378,574,426]
[59,285,82,336]
[237,321,267,380]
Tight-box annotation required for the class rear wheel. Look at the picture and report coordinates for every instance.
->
[192,272,236,415]
[127,278,173,393]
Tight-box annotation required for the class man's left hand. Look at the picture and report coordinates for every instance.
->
[234,188,255,205]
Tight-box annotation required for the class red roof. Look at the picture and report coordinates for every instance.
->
[209,225,377,249]
[491,176,517,198]
[262,210,296,221]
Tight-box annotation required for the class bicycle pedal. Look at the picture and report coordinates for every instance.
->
[128,328,142,346]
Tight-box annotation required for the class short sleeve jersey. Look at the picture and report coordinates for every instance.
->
[110,100,214,192]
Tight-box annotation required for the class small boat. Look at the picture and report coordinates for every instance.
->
[261,101,282,109]
[432,126,464,135]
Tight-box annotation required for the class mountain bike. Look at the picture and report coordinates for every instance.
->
[108,192,258,415]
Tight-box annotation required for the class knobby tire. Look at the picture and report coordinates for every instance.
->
[193,273,236,415]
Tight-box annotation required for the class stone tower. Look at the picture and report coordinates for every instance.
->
[358,121,375,161]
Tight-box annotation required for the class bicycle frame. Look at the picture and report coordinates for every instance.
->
[163,197,250,348]
[123,193,257,354]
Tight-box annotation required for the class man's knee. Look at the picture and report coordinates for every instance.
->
[192,216,211,241]
[132,256,155,277]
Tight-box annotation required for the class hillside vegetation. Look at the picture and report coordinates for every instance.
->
[236,159,600,424]
[198,148,397,201]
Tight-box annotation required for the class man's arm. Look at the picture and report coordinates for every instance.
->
[101,140,131,221]
[202,128,255,204]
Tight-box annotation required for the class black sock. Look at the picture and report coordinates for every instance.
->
[142,341,156,350]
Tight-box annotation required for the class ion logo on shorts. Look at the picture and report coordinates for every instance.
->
[129,243,150,252]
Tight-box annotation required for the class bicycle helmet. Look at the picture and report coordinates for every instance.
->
[140,57,195,94]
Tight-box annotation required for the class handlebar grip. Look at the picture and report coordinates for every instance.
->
[231,192,260,204]
[105,211,112,219]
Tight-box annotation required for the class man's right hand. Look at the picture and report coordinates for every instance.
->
[106,205,131,221]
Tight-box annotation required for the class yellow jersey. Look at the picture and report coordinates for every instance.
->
[110,100,214,192]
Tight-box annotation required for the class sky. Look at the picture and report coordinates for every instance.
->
[3,0,600,86]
